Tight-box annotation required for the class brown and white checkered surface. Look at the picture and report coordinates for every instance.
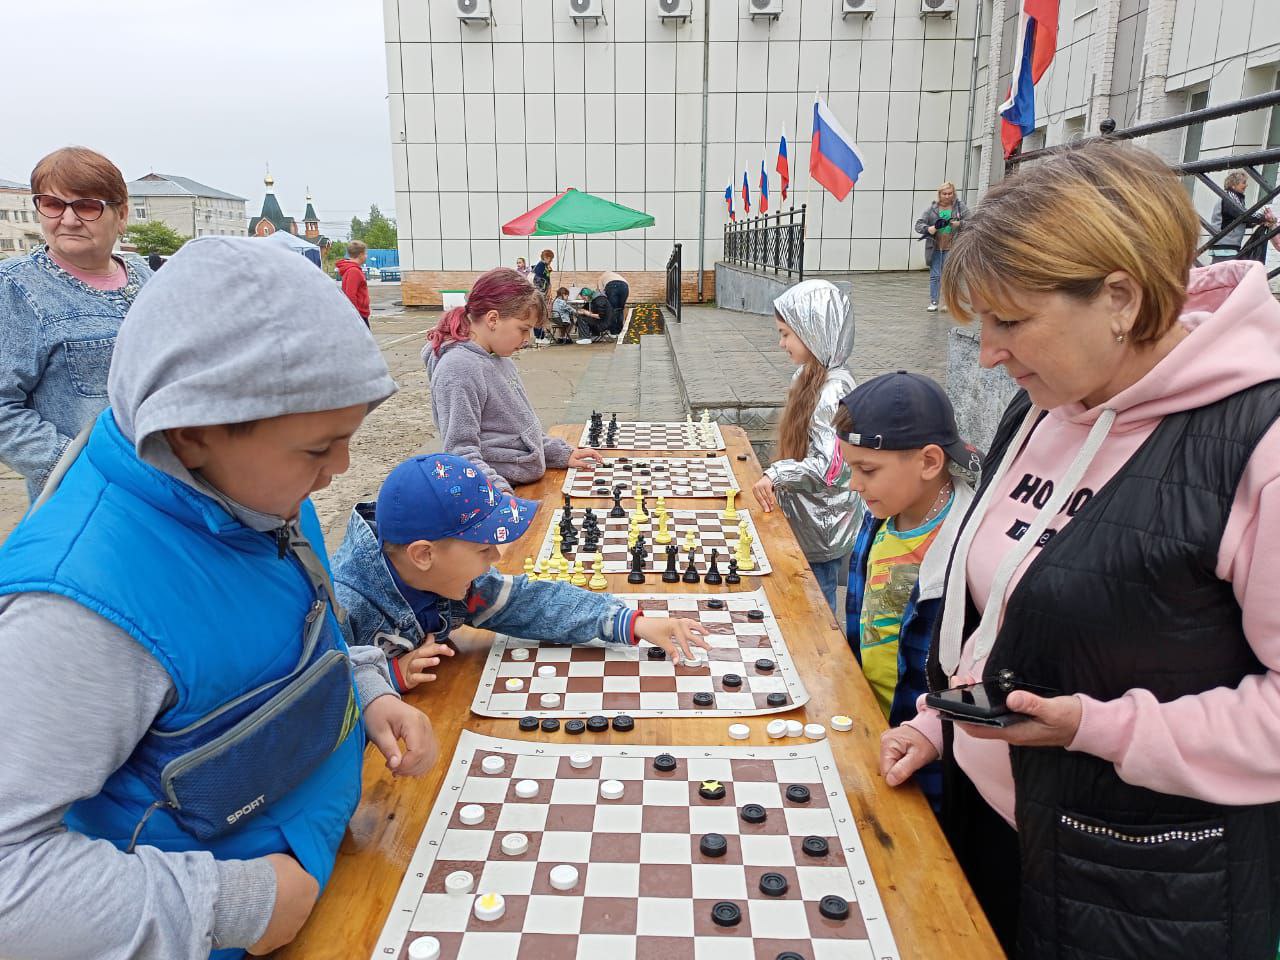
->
[472,589,807,718]
[562,456,737,499]
[372,731,900,960]
[579,420,727,451]
[534,508,771,576]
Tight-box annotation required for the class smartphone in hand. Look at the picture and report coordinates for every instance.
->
[925,677,1060,727]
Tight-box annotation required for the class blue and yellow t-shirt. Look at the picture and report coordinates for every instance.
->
[859,500,952,719]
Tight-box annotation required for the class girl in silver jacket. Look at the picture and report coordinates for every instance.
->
[752,279,863,613]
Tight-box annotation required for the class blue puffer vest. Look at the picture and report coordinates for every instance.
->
[0,410,365,959]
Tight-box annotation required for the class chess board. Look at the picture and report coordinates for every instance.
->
[562,456,737,499]
[534,507,771,576]
[471,589,807,718]
[579,420,727,452]
[371,731,901,960]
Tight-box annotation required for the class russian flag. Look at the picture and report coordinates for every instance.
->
[741,171,751,215]
[810,98,864,202]
[998,0,1059,158]
[776,134,789,202]
[724,182,735,221]
[759,162,770,214]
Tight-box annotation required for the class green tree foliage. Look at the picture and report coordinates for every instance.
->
[125,221,189,256]
[349,203,397,249]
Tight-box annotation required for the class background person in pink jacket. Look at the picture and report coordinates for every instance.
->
[878,143,1280,959]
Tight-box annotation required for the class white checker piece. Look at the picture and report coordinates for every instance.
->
[371,732,900,960]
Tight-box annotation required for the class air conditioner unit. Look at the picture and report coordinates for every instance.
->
[455,0,492,23]
[920,0,956,15]
[842,0,876,17]
[656,0,693,22]
[748,0,783,18]
[568,0,605,20]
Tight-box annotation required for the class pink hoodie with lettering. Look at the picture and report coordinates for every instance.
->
[907,260,1280,825]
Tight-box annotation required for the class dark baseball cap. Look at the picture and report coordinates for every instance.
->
[376,454,539,546]
[837,371,983,474]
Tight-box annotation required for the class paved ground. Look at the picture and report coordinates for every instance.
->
[0,272,947,551]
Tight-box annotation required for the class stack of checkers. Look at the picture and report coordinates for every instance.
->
[372,733,899,959]
[472,589,808,718]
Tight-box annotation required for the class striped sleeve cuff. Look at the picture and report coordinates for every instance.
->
[609,606,643,645]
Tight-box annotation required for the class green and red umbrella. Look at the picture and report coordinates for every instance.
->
[501,188,654,236]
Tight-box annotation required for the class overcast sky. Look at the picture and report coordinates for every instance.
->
[1,0,394,239]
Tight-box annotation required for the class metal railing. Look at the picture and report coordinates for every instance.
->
[666,242,682,324]
[723,204,806,280]
[1007,90,1280,275]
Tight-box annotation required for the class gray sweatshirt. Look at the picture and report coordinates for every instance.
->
[423,340,572,495]
[0,236,399,959]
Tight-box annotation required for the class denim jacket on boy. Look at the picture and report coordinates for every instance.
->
[0,246,151,497]
[845,477,974,808]
[332,502,641,690]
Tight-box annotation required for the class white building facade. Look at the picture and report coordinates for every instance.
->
[0,180,41,260]
[127,174,248,240]
[382,0,1280,305]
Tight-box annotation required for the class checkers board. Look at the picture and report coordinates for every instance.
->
[578,420,727,452]
[371,731,901,960]
[561,455,737,499]
[534,507,771,576]
[471,589,807,719]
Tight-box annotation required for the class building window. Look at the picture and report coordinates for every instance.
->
[0,239,14,251]
[1181,89,1210,192]
[1263,71,1280,190]
[0,210,8,221]
[135,207,147,220]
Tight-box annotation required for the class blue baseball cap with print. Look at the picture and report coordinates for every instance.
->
[837,370,984,475]
[376,454,540,546]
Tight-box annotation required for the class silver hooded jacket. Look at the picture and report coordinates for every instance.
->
[764,279,863,563]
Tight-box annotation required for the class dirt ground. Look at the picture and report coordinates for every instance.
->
[0,282,610,552]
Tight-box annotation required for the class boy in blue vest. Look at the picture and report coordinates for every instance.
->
[332,453,711,687]
[0,238,436,959]
[835,372,979,811]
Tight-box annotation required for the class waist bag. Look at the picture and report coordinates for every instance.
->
[129,598,359,846]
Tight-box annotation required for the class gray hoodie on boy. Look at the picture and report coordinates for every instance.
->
[0,238,398,959]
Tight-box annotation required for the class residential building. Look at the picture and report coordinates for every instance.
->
[128,173,248,239]
[0,179,41,259]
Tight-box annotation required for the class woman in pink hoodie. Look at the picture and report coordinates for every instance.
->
[879,143,1280,959]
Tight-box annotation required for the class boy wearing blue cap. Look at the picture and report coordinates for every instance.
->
[833,371,980,810]
[0,238,437,960]
[332,453,710,688]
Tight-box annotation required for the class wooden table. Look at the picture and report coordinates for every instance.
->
[277,426,1001,959]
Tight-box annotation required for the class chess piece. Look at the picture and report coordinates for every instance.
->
[737,519,756,572]
[628,540,647,584]
[723,488,739,521]
[609,486,626,519]
[533,559,546,580]
[582,507,598,531]
[523,557,537,581]
[571,558,588,587]
[627,519,640,550]
[655,508,672,545]
[557,557,572,583]
[682,548,701,584]
[683,530,696,554]
[551,527,565,565]
[662,543,680,583]
[632,484,648,521]
[725,556,741,584]
[704,549,723,585]
[563,493,573,514]
[655,495,666,516]
[588,552,608,590]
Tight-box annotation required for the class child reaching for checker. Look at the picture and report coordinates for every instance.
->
[752,279,864,612]
[332,453,711,689]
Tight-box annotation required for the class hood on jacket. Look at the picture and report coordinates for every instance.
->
[772,278,855,370]
[336,258,363,278]
[1052,260,1280,432]
[105,237,397,527]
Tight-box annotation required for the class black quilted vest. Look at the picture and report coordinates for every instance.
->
[928,385,1280,959]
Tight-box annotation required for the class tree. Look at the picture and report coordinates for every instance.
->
[323,240,348,273]
[350,203,397,249]
[125,221,189,256]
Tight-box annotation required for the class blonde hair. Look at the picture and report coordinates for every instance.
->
[941,142,1196,345]
[347,239,367,256]
[776,356,826,462]
[937,181,957,201]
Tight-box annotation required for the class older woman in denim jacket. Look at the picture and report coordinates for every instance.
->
[0,147,151,499]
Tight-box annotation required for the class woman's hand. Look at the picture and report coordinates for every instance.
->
[879,725,940,787]
[752,475,777,512]
[363,696,439,777]
[568,447,603,468]
[632,616,711,664]
[927,225,937,235]
[958,691,1083,748]
[395,637,455,688]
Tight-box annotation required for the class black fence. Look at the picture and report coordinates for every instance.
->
[1008,89,1280,276]
[723,205,806,280]
[666,242,682,324]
